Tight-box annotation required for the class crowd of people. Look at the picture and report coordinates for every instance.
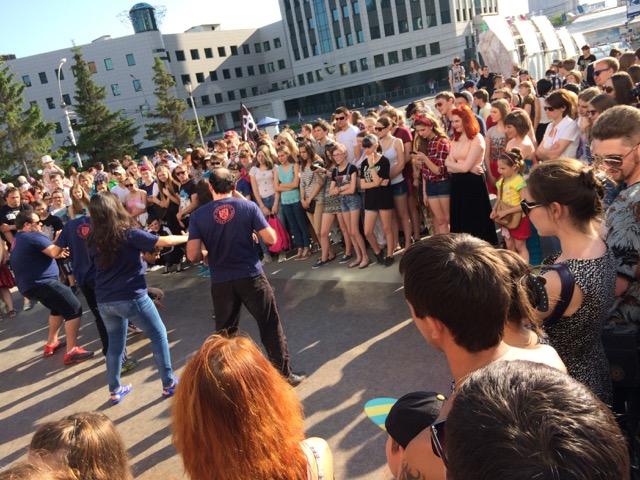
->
[1,44,640,479]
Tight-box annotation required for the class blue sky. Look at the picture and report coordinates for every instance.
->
[0,0,283,59]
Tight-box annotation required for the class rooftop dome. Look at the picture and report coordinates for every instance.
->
[129,2,158,33]
[129,2,155,12]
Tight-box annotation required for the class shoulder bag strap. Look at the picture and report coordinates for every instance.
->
[543,263,575,329]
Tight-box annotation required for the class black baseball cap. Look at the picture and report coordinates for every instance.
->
[385,391,446,449]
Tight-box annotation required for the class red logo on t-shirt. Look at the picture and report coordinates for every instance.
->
[76,223,91,239]
[213,204,235,224]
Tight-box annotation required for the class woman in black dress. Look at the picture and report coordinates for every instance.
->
[445,105,498,245]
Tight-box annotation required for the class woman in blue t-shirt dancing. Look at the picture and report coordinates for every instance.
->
[88,192,188,405]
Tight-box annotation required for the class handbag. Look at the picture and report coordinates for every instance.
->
[495,179,523,230]
[305,199,316,214]
[267,215,291,254]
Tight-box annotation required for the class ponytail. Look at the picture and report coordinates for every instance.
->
[499,148,525,174]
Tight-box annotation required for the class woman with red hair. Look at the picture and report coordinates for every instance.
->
[445,105,498,244]
[172,334,334,480]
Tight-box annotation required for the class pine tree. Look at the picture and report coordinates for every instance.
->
[0,60,54,175]
[72,48,140,163]
[145,57,212,148]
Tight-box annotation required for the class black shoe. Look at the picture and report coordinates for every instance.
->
[375,252,385,265]
[384,256,395,267]
[338,254,353,264]
[287,372,306,387]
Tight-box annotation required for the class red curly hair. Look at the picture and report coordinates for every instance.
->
[172,334,307,480]
[451,105,480,141]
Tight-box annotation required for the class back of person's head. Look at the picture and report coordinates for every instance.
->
[172,334,307,480]
[536,78,553,96]
[504,110,532,138]
[627,64,640,83]
[15,211,35,231]
[399,234,510,352]
[208,168,235,194]
[29,412,132,480]
[562,58,576,71]
[610,71,636,105]
[591,105,640,144]
[445,360,630,480]
[0,461,77,480]
[619,51,636,72]
[590,93,617,115]
[528,159,603,230]
[563,83,581,96]
[472,89,489,103]
[495,249,537,329]
[578,86,600,104]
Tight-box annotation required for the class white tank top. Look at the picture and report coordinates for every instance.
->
[382,139,404,185]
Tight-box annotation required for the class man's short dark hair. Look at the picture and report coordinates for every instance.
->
[312,119,331,132]
[334,106,349,116]
[446,360,630,480]
[4,186,19,199]
[592,105,640,146]
[399,234,510,352]
[472,89,489,103]
[208,168,235,194]
[15,211,35,230]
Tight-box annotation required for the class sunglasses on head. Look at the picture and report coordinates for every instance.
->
[520,200,542,216]
[430,420,447,466]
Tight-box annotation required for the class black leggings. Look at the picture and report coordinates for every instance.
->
[79,280,109,356]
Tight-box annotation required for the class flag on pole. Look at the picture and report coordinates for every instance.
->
[240,103,258,143]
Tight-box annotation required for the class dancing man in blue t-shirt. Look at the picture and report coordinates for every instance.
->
[187,168,304,386]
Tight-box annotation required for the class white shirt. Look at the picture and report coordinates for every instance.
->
[110,185,128,204]
[249,166,276,199]
[335,125,360,164]
[543,116,580,159]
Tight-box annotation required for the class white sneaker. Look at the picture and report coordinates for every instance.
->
[278,253,286,263]
[262,255,272,265]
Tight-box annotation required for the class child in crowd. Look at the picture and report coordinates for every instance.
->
[147,216,183,274]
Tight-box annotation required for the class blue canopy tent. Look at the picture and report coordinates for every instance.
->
[257,117,281,127]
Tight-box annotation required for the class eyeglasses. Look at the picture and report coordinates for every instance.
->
[375,126,385,131]
[125,183,134,187]
[543,106,556,111]
[603,86,614,94]
[334,116,346,121]
[430,420,447,467]
[593,142,640,169]
[593,67,610,77]
[520,200,542,215]
[175,171,186,176]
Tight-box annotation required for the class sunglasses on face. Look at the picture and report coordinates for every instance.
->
[587,109,598,116]
[430,420,447,466]
[375,126,385,131]
[334,116,346,121]
[175,171,186,176]
[543,106,556,111]
[593,68,609,77]
[520,200,542,216]
[125,183,134,187]
[603,86,614,94]
[593,142,640,169]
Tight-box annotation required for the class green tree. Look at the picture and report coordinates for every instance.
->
[0,60,54,175]
[145,57,212,148]
[72,48,140,163]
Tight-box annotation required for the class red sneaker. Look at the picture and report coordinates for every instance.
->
[63,347,95,365]
[43,339,66,357]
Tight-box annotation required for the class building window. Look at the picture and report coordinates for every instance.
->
[242,44,251,54]
[402,47,413,61]
[176,50,186,61]
[263,40,271,51]
[340,63,348,75]
[306,71,314,83]
[102,59,113,72]
[55,122,63,134]
[374,54,385,68]
[346,32,354,45]
[388,51,399,64]
[416,44,427,58]
[39,71,48,84]
[132,79,143,91]
[278,59,286,70]
[228,91,236,101]
[343,4,350,16]
[410,0,423,30]
[274,37,282,48]
[29,100,37,108]
[357,30,365,42]
[259,64,266,74]
[223,69,231,79]
[430,41,440,55]
[366,0,380,39]
[381,0,395,36]
[424,0,437,27]
[218,46,226,57]
[62,94,72,105]
[55,68,64,81]
[181,74,191,85]
[46,97,55,109]
[252,86,259,95]
[88,62,97,74]
[215,93,223,103]
[336,36,344,49]
[438,0,451,24]
[196,72,205,83]
[22,75,31,87]
[315,69,324,81]
[313,0,334,53]
[235,67,243,77]
[210,70,218,81]
[360,57,369,70]
[332,7,339,21]
[126,53,136,66]
[201,95,210,105]
[111,84,121,96]
[298,73,306,85]
[247,65,255,76]
[240,88,247,98]
[396,0,409,33]
[267,62,275,73]
[349,60,358,73]
[254,42,262,53]
[190,49,200,60]
[204,48,213,58]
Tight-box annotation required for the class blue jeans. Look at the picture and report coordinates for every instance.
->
[281,202,310,248]
[99,294,175,392]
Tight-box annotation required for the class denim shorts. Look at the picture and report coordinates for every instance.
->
[425,179,451,198]
[24,279,82,320]
[340,194,362,212]
[391,181,408,197]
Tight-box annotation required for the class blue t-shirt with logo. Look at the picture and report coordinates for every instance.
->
[188,197,268,283]
[56,216,95,286]
[11,232,59,294]
[92,228,159,303]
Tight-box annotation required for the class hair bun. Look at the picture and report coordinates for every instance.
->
[509,148,523,161]
[579,168,598,190]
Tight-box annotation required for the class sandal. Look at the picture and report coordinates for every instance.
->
[7,310,16,319]
[348,259,361,268]
[358,260,371,269]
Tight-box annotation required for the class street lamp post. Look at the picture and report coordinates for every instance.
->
[57,58,83,168]
[185,82,205,147]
